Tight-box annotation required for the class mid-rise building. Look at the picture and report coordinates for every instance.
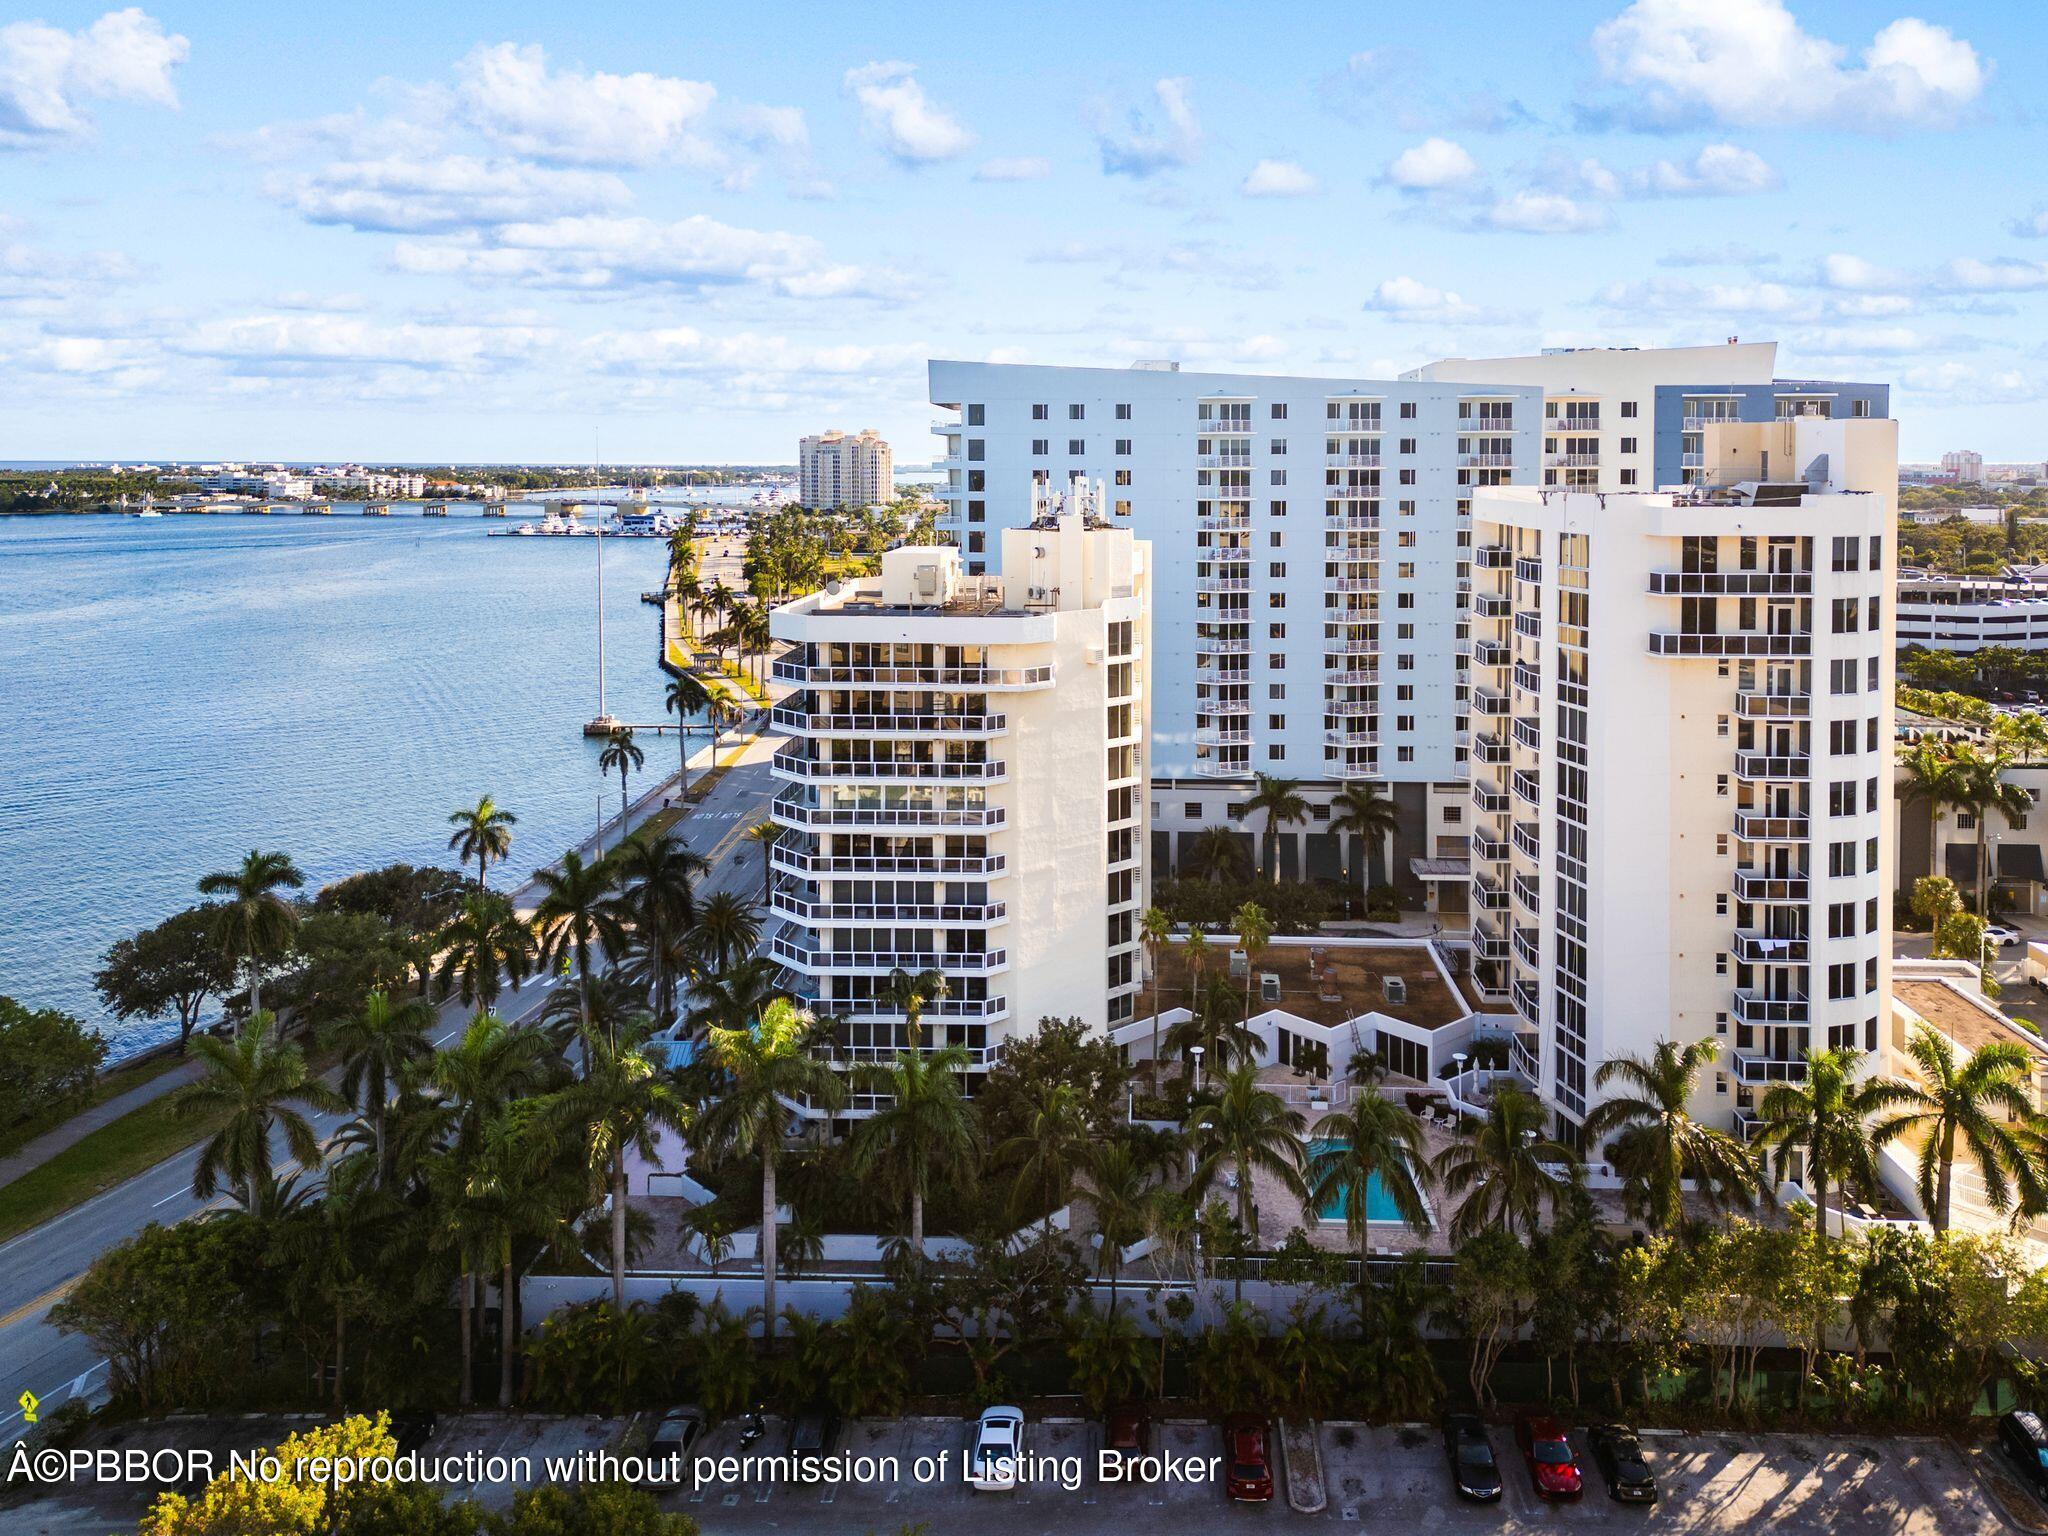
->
[799,428,893,509]
[929,348,1888,907]
[1897,570,2048,653]
[766,480,1150,1110]
[1468,414,1899,1144]
[1941,449,1987,484]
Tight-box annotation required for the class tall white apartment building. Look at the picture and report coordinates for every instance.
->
[930,348,1888,905]
[766,482,1151,1105]
[1469,414,1899,1145]
[799,428,893,509]
[1941,449,1986,484]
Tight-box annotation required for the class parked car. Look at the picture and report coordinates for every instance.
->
[786,1403,840,1472]
[1222,1414,1274,1502]
[643,1405,705,1484]
[1985,923,2024,949]
[1999,1409,2048,1499]
[392,1411,435,1456]
[1104,1403,1150,1462]
[1516,1415,1583,1500]
[969,1406,1025,1491]
[1589,1424,1657,1504]
[1442,1413,1502,1502]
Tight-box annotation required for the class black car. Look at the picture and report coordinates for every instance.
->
[1999,1410,2048,1499]
[787,1403,842,1473]
[1443,1413,1503,1502]
[392,1412,436,1456]
[1590,1424,1657,1504]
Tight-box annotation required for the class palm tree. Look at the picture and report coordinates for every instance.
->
[324,989,431,1184]
[178,1012,346,1215]
[269,1156,394,1408]
[196,849,305,1021]
[433,1011,557,1158]
[1184,1062,1308,1244]
[1432,1083,1578,1242]
[745,819,780,905]
[996,1079,1093,1236]
[447,796,517,889]
[608,830,707,1026]
[1897,740,1968,877]
[1167,976,1261,1080]
[1082,1138,1159,1314]
[551,1025,692,1307]
[685,955,784,1040]
[664,674,713,796]
[849,1043,979,1259]
[694,998,845,1346]
[1181,826,1248,884]
[598,728,645,846]
[1329,779,1402,895]
[1871,1025,2037,1231]
[1752,1047,1914,1243]
[1581,1039,1766,1231]
[1243,774,1310,883]
[1233,902,1273,1025]
[1306,1087,1431,1271]
[531,849,625,1062]
[1954,744,2033,916]
[706,697,744,766]
[436,891,537,1016]
[1139,907,1173,1088]
[879,966,950,1048]
[690,890,761,976]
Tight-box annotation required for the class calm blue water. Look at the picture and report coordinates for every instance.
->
[1309,1139,1405,1223]
[0,510,685,1057]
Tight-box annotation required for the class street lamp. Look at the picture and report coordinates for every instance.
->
[1190,1043,1206,1089]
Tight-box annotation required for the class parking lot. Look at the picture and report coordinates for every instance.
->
[668,1417,2023,1534]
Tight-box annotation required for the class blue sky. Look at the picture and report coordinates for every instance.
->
[2,0,2043,463]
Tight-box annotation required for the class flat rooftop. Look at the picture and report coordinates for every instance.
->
[1148,938,1468,1031]
[1896,978,2048,1061]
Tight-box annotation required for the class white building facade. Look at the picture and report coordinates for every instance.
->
[799,428,893,510]
[1470,415,1900,1144]
[766,485,1151,1107]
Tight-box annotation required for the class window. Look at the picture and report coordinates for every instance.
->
[1068,439,1085,455]
[1114,468,1131,485]
[1829,780,1856,816]
[1184,802,1200,818]
[1831,535,1860,572]
[1031,438,1048,455]
[1268,561,1286,578]
[1068,403,1084,420]
[966,404,984,426]
[1620,400,1638,418]
[1853,398,1872,418]
[1115,439,1132,455]
[1400,401,1417,419]
[1830,720,1856,755]
[1270,438,1287,455]
[1269,622,1286,639]
[1831,598,1858,633]
[1116,402,1131,420]
[1829,840,1856,877]
[1396,714,1415,731]
[1620,470,1637,486]
[1268,713,1285,730]
[1268,592,1286,609]
[1268,652,1284,668]
[1399,438,1417,454]
[1271,402,1287,419]
[968,470,985,491]
[1828,962,1855,1000]
[966,439,985,461]
[1830,659,1857,694]
[1829,902,1855,938]
[1269,531,1284,547]
[1270,469,1287,485]
[1399,469,1417,485]
[1031,403,1048,420]
[1619,436,1637,454]
[1269,683,1285,699]
[1269,499,1286,516]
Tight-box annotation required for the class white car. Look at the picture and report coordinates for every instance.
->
[1985,923,2024,949]
[969,1406,1024,1491]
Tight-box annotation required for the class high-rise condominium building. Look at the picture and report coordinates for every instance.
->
[1469,413,1899,1145]
[766,481,1151,1112]
[929,346,1887,909]
[799,428,893,509]
[1940,448,1986,484]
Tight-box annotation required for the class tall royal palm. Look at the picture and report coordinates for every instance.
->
[435,891,537,1017]
[664,674,713,796]
[433,1010,557,1158]
[690,890,761,976]
[196,849,305,1022]
[1139,907,1173,1088]
[447,796,517,890]
[1896,741,1967,874]
[1954,744,2033,917]
[1751,1046,1910,1243]
[551,1025,692,1308]
[1243,774,1309,882]
[879,966,949,1048]
[1432,1083,1578,1242]
[1181,826,1248,884]
[694,999,845,1346]
[609,830,708,1027]
[1329,779,1402,895]
[849,1043,979,1259]
[1306,1087,1431,1270]
[178,1012,346,1215]
[1872,1025,2036,1231]
[1582,1038,1766,1231]
[745,820,781,905]
[325,988,431,1185]
[995,1080,1093,1235]
[685,955,784,1040]
[531,850,625,1059]
[1184,1062,1308,1242]
[598,729,645,846]
[1233,902,1272,1025]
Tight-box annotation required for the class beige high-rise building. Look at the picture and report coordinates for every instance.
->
[799,428,893,509]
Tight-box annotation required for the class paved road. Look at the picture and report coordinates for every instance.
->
[0,730,782,1449]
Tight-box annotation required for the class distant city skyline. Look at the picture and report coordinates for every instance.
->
[5,0,2046,461]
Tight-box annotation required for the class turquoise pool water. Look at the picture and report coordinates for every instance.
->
[1309,1138,1407,1222]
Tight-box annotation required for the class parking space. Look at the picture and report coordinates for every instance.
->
[1647,1430,2004,1536]
[426,1412,622,1512]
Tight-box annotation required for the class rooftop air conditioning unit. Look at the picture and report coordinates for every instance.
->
[1260,973,1281,1004]
[1228,948,1249,978]
[1382,976,1408,1005]
[914,564,940,598]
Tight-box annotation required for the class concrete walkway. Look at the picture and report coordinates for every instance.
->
[0,1056,208,1188]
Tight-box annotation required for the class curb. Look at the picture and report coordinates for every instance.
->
[1280,1418,1326,1513]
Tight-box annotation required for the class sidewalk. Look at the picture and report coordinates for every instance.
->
[0,1056,210,1189]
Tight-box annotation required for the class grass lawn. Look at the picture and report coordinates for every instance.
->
[0,1091,228,1243]
[0,1049,190,1164]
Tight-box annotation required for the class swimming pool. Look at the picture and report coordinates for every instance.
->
[1308,1138,1414,1223]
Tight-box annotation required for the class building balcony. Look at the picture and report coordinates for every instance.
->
[1328,419,1382,434]
[1733,751,1810,782]
[1208,545,1252,563]
[1683,412,1739,431]
[1324,729,1380,747]
[769,935,1010,976]
[772,798,1006,830]
[1735,690,1811,719]
[1547,414,1600,433]
[1474,544,1513,569]
[1195,726,1253,746]
[772,748,1008,785]
[1472,686,1510,716]
[1474,872,1510,911]
[1732,1107,1763,1143]
[1325,513,1382,533]
[1514,556,1543,585]
[1733,810,1811,842]
[771,847,1008,879]
[1195,757,1252,779]
[770,891,1009,926]
[1511,977,1540,1027]
[1471,731,1511,766]
[1511,872,1541,914]
[1511,662,1542,698]
[1512,717,1542,754]
[1198,574,1252,593]
[1511,820,1541,860]
[1196,693,1252,714]
[772,660,1054,690]
[770,706,1007,738]
[1647,570,1813,596]
[1512,926,1540,969]
[1733,867,1809,902]
[1195,636,1252,655]
[1732,1051,1808,1087]
[1473,781,1510,816]
[1473,921,1510,961]
[1461,453,1516,468]
[1732,929,1808,965]
[1197,454,1252,469]
[1545,452,1600,467]
[1198,663,1251,683]
[1732,989,1810,1027]
[1324,664,1378,684]
[1647,631,1812,658]
[1197,512,1250,532]
[1323,698,1376,718]
[1325,453,1382,468]
[1474,592,1512,619]
[1512,769,1541,808]
[1473,639,1510,668]
[1472,833,1510,864]
[1333,758,1383,781]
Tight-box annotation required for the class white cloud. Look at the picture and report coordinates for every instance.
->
[1937,257,2048,293]
[0,7,187,149]
[1386,137,1477,190]
[278,155,632,234]
[0,232,140,306]
[731,103,808,153]
[176,311,553,372]
[1589,0,1985,130]
[1792,325,1923,356]
[1817,252,1910,292]
[1629,142,1777,196]
[1362,276,1488,323]
[1242,158,1318,197]
[843,61,974,165]
[1484,191,1610,234]
[1096,77,1202,178]
[453,42,717,169]
[976,156,1050,182]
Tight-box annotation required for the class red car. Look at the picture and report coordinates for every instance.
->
[1223,1414,1274,1502]
[1516,1415,1582,1500]
[1105,1402,1149,1461]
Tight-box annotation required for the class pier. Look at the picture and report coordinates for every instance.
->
[362,502,391,516]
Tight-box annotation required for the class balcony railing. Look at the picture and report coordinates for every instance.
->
[1513,557,1543,585]
[1512,769,1541,808]
[1732,989,1810,1027]
[1472,731,1510,765]
[1474,544,1513,569]
[1546,452,1600,467]
[1473,639,1510,668]
[773,799,1006,830]
[1197,454,1252,469]
[1512,820,1542,860]
[1511,872,1541,913]
[1647,631,1812,658]
[1512,926,1541,969]
[1324,729,1380,747]
[1325,453,1382,468]
[773,660,1053,689]
[1325,513,1382,532]
[770,707,1007,737]
[1733,810,1811,841]
[770,892,1009,925]
[1195,636,1252,656]
[1194,727,1253,745]
[1733,751,1809,781]
[1474,592,1512,618]
[772,748,1008,783]
[1734,690,1810,719]
[1732,929,1808,965]
[1473,687,1510,716]
[1473,833,1510,863]
[1511,977,1540,1026]
[1733,868,1809,902]
[1199,575,1252,592]
[770,937,1010,974]
[1323,699,1375,717]
[1474,873,1509,911]
[1647,570,1812,596]
[771,848,1008,879]
[1472,782,1510,815]
[1512,717,1542,752]
[1732,1051,1809,1086]
[1461,453,1516,468]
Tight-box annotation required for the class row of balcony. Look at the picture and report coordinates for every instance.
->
[1733,751,1809,782]
[770,891,1010,926]
[771,706,1008,738]
[772,748,1008,784]
[1733,809,1810,841]
[1735,690,1810,719]
[771,847,1008,879]
[773,660,1054,690]
[773,798,1007,830]
[1647,631,1811,659]
[770,934,1011,975]
[1648,570,1812,596]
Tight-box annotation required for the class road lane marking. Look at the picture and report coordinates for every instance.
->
[0,1276,79,1332]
